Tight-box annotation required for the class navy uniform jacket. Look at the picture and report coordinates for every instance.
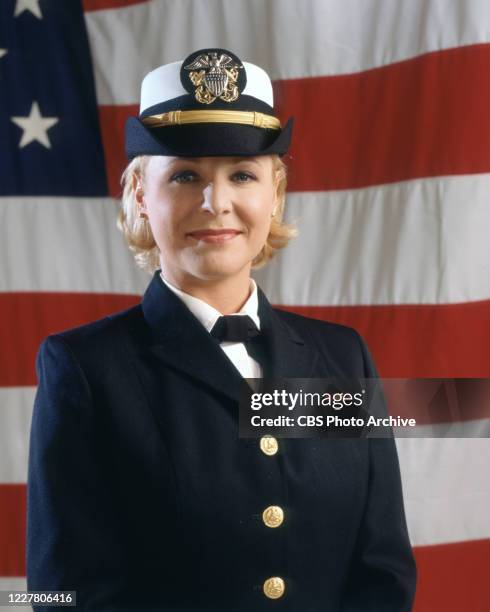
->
[27,270,416,611]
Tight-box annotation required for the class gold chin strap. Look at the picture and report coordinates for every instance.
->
[141,109,281,130]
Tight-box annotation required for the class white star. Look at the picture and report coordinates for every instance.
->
[11,101,59,149]
[14,0,43,19]
[0,49,7,60]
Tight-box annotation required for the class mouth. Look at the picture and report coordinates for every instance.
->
[186,229,243,244]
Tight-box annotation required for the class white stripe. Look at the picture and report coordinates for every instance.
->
[1,387,489,546]
[85,0,490,105]
[2,175,489,303]
[0,197,149,294]
[0,578,29,612]
[0,388,34,483]
[254,174,490,305]
[393,418,490,438]
[396,437,490,546]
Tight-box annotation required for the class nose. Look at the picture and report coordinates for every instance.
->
[200,180,231,215]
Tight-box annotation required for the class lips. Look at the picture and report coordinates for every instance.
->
[187,229,242,243]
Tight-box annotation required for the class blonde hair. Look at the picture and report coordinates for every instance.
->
[117,154,297,274]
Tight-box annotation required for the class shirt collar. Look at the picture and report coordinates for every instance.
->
[159,271,261,333]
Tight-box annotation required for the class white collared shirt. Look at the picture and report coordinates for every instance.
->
[159,272,262,378]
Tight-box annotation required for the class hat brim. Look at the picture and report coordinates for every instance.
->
[125,117,294,159]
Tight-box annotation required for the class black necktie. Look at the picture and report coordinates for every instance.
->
[210,315,259,343]
[210,315,267,375]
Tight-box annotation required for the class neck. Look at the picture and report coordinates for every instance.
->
[161,266,253,314]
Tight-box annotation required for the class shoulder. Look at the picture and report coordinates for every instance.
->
[37,304,146,368]
[273,307,378,378]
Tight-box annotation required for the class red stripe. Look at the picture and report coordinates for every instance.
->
[413,539,490,612]
[1,294,489,386]
[1,484,488,609]
[0,485,25,577]
[98,105,133,198]
[276,300,490,378]
[82,0,147,11]
[380,379,490,424]
[98,44,490,197]
[0,292,139,387]
[280,43,490,190]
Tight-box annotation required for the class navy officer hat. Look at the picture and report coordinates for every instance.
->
[125,48,293,159]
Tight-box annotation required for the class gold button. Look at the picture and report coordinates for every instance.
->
[263,576,285,599]
[260,435,278,456]
[262,505,284,528]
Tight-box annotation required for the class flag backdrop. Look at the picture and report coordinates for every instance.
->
[1,0,489,610]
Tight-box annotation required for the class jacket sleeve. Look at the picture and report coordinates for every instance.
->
[26,335,128,611]
[341,333,417,611]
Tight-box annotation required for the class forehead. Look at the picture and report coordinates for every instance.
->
[147,155,271,171]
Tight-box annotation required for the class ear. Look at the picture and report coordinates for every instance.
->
[133,173,147,214]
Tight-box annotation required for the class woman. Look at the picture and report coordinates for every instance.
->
[27,48,416,611]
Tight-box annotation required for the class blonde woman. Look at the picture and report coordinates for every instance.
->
[27,48,416,611]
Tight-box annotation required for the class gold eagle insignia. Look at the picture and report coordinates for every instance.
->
[184,52,243,104]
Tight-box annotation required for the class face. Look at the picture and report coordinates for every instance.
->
[136,155,278,284]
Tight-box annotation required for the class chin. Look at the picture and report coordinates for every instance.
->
[191,257,250,281]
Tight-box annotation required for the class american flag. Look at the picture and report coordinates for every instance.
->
[1,0,489,610]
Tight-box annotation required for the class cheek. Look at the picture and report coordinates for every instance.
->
[243,193,274,240]
[146,190,185,228]
[145,192,187,241]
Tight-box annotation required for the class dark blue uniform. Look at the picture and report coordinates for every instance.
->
[27,270,416,611]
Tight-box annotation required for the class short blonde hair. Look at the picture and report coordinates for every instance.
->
[117,154,297,274]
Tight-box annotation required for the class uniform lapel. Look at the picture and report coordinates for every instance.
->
[256,285,321,379]
[140,272,323,403]
[141,271,247,403]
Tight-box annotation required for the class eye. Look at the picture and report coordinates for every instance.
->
[170,170,197,184]
[232,171,256,183]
